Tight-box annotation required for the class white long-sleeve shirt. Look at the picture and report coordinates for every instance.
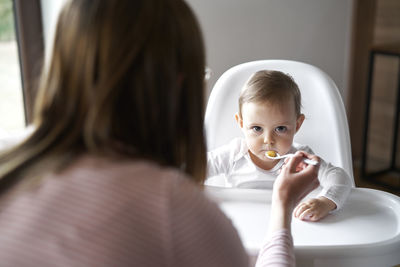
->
[207,138,352,210]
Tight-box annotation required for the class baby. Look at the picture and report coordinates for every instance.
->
[207,70,352,221]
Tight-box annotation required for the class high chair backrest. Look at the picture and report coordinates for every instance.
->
[205,60,354,185]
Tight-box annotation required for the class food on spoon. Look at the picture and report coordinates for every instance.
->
[266,150,277,158]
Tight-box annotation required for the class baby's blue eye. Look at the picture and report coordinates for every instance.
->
[252,126,262,132]
[275,126,287,133]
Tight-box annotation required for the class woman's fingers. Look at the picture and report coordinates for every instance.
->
[285,152,305,173]
[285,151,319,172]
[274,151,321,214]
[297,151,320,166]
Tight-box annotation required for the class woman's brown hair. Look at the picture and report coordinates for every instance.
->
[0,0,207,193]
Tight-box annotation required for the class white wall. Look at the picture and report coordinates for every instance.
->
[40,0,354,104]
[186,0,354,104]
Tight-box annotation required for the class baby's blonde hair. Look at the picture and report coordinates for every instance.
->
[238,70,302,117]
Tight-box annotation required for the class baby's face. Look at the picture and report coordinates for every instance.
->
[238,99,303,168]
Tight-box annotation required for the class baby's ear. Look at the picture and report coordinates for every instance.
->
[296,114,305,132]
[234,113,243,128]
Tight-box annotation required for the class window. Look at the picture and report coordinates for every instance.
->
[0,0,25,135]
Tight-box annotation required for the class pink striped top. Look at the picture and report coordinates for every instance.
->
[0,155,294,266]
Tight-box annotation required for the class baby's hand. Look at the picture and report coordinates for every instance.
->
[293,197,336,222]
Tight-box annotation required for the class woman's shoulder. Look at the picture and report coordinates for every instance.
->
[63,155,193,195]
[62,155,214,209]
[0,155,248,266]
[71,156,249,263]
[58,155,241,230]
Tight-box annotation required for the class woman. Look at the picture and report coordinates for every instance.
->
[0,0,319,266]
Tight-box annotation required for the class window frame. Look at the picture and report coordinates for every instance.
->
[13,0,44,124]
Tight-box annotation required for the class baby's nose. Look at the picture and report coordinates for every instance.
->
[263,134,274,144]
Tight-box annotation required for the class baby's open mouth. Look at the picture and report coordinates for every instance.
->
[266,150,277,158]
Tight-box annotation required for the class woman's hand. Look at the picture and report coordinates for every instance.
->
[269,151,320,232]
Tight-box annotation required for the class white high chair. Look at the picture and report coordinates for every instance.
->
[205,59,354,185]
[204,60,400,266]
